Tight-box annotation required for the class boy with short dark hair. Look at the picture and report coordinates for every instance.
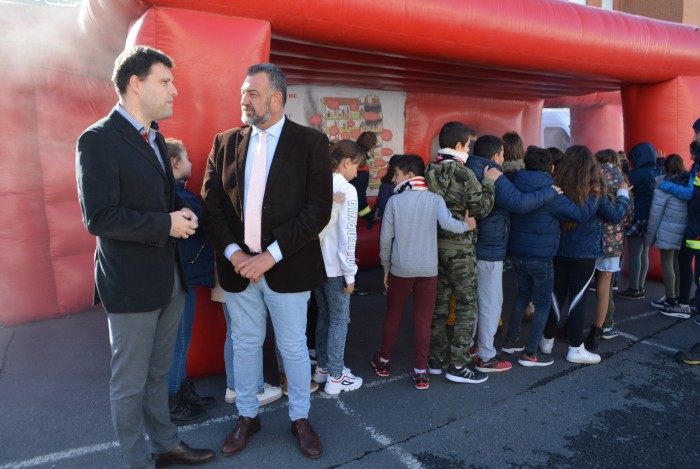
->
[466,135,559,372]
[373,155,476,389]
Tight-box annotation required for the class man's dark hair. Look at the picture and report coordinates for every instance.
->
[438,122,471,150]
[247,63,288,106]
[112,45,174,97]
[395,154,426,177]
[473,135,504,159]
[524,146,553,173]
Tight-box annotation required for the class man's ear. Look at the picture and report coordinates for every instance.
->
[128,74,142,95]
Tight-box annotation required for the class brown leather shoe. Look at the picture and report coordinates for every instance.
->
[221,415,261,456]
[291,418,322,459]
[153,441,215,467]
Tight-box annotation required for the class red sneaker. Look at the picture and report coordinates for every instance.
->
[474,356,512,373]
[371,351,390,377]
[413,372,429,390]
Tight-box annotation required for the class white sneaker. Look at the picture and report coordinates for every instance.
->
[224,388,236,404]
[324,368,363,395]
[566,345,601,364]
[312,366,328,384]
[257,383,283,406]
[539,337,554,355]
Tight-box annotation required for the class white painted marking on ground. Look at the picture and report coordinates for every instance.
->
[334,397,424,468]
[618,331,681,353]
[615,310,657,324]
[2,374,414,468]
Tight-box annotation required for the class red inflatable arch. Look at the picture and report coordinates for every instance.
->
[3,0,700,375]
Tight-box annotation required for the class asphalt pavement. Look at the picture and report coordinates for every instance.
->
[1,267,698,468]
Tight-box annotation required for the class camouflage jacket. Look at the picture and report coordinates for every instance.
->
[425,161,495,242]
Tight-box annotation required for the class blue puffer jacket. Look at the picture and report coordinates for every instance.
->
[177,181,215,288]
[628,142,659,221]
[645,174,689,250]
[558,192,631,258]
[508,170,594,259]
[467,155,558,261]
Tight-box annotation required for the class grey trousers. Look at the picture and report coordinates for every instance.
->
[107,271,184,468]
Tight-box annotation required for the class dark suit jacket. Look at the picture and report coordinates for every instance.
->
[201,118,332,293]
[76,108,187,313]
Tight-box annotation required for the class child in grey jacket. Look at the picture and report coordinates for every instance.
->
[372,155,475,390]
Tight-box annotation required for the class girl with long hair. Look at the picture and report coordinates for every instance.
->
[544,146,631,364]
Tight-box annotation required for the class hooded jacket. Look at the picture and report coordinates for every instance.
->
[628,142,659,222]
[508,170,593,259]
[176,180,215,288]
[645,173,689,250]
[466,154,558,261]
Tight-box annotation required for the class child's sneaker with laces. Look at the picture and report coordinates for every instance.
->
[659,303,692,319]
[413,372,430,390]
[600,327,619,339]
[518,351,554,367]
[312,366,328,383]
[427,358,444,375]
[501,339,526,354]
[566,344,601,364]
[474,356,512,373]
[324,368,363,395]
[445,364,488,383]
[371,351,390,377]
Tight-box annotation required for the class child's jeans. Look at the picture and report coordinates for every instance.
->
[380,273,437,370]
[315,276,351,376]
[506,256,554,355]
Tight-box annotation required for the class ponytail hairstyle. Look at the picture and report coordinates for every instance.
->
[330,139,366,171]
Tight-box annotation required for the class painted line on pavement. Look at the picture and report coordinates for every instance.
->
[334,395,424,468]
[618,331,681,353]
[1,374,412,468]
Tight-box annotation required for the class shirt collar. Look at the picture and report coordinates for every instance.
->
[252,114,285,140]
[115,104,156,136]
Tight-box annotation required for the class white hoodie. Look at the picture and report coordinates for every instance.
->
[319,173,358,285]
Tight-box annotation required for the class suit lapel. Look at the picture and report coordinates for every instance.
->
[111,111,168,182]
[265,119,294,193]
[235,126,252,210]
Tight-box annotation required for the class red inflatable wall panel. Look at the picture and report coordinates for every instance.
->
[622,77,700,160]
[570,104,624,153]
[127,7,271,377]
[405,93,543,156]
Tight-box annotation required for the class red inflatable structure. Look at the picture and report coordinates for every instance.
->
[2,0,700,375]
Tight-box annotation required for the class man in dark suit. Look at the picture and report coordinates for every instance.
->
[76,45,215,468]
[201,63,332,459]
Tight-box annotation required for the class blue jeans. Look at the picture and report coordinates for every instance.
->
[506,257,554,355]
[222,303,265,393]
[314,276,351,376]
[224,276,310,421]
[167,289,196,393]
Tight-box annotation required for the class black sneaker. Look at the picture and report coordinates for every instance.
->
[651,296,677,309]
[501,339,526,354]
[517,351,554,367]
[445,364,488,384]
[427,358,444,375]
[371,351,390,377]
[616,288,645,300]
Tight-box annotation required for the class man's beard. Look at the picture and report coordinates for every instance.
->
[242,99,272,126]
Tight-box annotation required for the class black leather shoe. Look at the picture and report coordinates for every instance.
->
[169,393,206,425]
[222,415,261,456]
[179,378,216,409]
[153,441,215,467]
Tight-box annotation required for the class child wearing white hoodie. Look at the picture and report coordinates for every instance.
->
[312,140,366,395]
